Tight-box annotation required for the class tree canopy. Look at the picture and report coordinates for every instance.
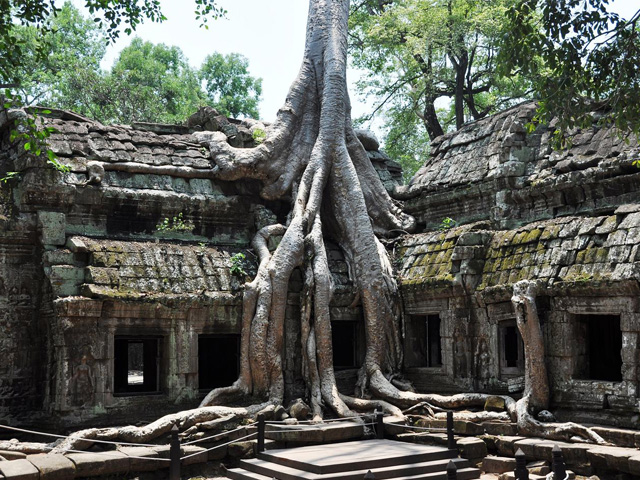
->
[200,53,263,119]
[499,0,640,144]
[1,3,263,124]
[349,0,531,179]
[56,37,207,124]
[0,0,223,81]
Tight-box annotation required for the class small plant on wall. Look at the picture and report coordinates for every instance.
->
[155,212,195,233]
[439,217,456,231]
[230,252,248,276]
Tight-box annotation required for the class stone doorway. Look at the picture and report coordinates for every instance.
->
[574,314,622,382]
[198,335,240,390]
[114,337,161,394]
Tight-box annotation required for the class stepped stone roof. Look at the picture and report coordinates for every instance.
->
[397,206,640,300]
[399,102,640,231]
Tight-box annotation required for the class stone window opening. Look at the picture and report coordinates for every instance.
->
[114,336,161,395]
[405,314,442,368]
[331,320,362,369]
[499,320,524,377]
[198,335,240,390]
[574,314,622,382]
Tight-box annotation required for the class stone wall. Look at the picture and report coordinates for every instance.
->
[0,106,379,427]
[397,102,640,426]
[0,107,274,427]
[400,102,640,231]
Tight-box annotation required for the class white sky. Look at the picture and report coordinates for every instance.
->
[72,0,639,125]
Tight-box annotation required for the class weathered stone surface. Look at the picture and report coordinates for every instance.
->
[527,460,550,475]
[627,454,640,476]
[493,436,526,457]
[354,129,380,151]
[180,446,208,466]
[26,454,75,480]
[118,446,159,472]
[227,441,255,458]
[0,459,40,480]
[288,398,311,420]
[66,451,129,476]
[0,452,26,461]
[457,436,487,460]
[484,396,505,412]
[482,455,516,474]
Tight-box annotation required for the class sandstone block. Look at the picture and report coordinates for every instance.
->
[227,441,254,458]
[494,436,526,457]
[0,452,26,461]
[457,437,487,460]
[484,396,506,412]
[38,211,66,246]
[27,454,75,480]
[627,454,640,476]
[482,455,516,474]
[180,446,208,466]
[66,451,129,476]
[118,446,159,472]
[0,459,40,480]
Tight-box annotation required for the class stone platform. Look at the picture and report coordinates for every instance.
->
[227,439,481,480]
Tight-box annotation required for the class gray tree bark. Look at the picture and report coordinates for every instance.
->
[197,0,415,417]
[511,280,606,444]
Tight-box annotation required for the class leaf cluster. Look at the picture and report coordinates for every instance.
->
[499,0,640,144]
[3,90,69,173]
[155,213,195,233]
[1,2,263,126]
[349,0,531,181]
[229,252,248,277]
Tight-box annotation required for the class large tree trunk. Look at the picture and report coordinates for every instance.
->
[198,0,415,417]
[511,281,606,444]
[6,2,613,453]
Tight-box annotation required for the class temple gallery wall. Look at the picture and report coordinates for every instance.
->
[0,102,638,429]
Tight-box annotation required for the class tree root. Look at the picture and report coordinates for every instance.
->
[515,396,607,444]
[0,405,268,455]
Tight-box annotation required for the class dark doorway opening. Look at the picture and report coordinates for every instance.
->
[504,325,519,367]
[114,337,160,394]
[499,321,524,377]
[331,321,359,369]
[405,315,442,368]
[576,314,622,382]
[198,335,240,390]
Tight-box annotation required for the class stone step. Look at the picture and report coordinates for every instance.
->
[228,465,481,480]
[258,439,457,474]
[386,467,480,480]
[482,456,516,474]
[265,421,365,444]
[240,456,471,480]
[498,471,574,480]
[227,468,273,480]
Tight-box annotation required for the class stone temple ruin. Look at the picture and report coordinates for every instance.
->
[0,101,639,431]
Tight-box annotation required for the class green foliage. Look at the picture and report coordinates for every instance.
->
[439,217,457,230]
[200,53,263,118]
[230,252,248,277]
[57,38,206,124]
[2,4,263,126]
[499,0,640,143]
[349,0,531,182]
[3,90,69,174]
[155,213,195,233]
[0,0,223,177]
[375,104,431,182]
[252,128,267,144]
[4,2,106,106]
[0,171,20,184]
[0,1,223,82]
